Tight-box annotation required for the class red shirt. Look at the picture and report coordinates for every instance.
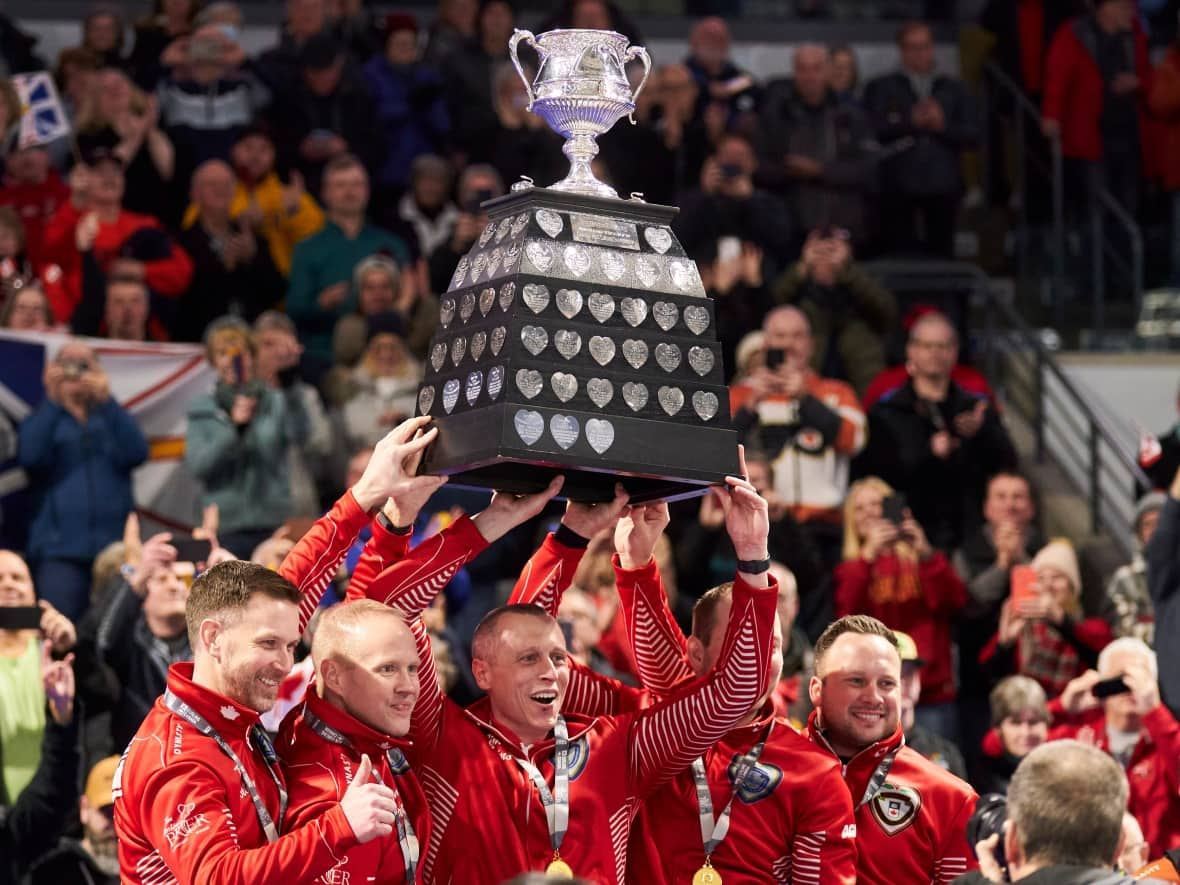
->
[805,713,978,885]
[277,689,431,885]
[0,172,69,267]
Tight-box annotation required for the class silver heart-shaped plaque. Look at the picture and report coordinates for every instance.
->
[655,342,682,373]
[563,244,591,277]
[487,366,504,400]
[622,382,648,412]
[693,390,719,421]
[658,385,684,416]
[514,409,543,445]
[554,330,582,360]
[635,255,660,288]
[465,370,483,405]
[588,292,615,323]
[443,378,460,413]
[470,331,487,362]
[459,292,476,322]
[688,346,714,377]
[588,336,615,366]
[525,241,553,273]
[587,378,613,408]
[536,208,563,238]
[586,418,615,454]
[511,212,529,238]
[499,282,516,312]
[515,368,543,399]
[495,218,511,243]
[620,297,648,328]
[486,247,502,278]
[430,343,446,372]
[668,259,695,292]
[479,222,496,247]
[684,305,710,335]
[450,336,467,366]
[600,250,625,282]
[490,326,507,356]
[417,385,434,415]
[556,288,583,319]
[549,414,579,449]
[471,252,488,282]
[505,240,521,268]
[550,372,578,402]
[521,325,548,356]
[652,301,679,332]
[439,299,455,328]
[451,256,468,289]
[622,339,649,369]
[479,287,496,316]
[523,283,550,314]
[644,226,673,254]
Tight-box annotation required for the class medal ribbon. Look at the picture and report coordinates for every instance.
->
[163,690,287,843]
[692,720,774,857]
[856,742,903,809]
[512,716,570,861]
[303,708,419,884]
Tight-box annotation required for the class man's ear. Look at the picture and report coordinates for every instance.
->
[808,673,823,708]
[199,618,223,659]
[685,635,706,674]
[320,658,343,696]
[471,657,492,692]
[1004,820,1022,873]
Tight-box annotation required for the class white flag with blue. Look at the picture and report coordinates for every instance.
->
[11,71,71,149]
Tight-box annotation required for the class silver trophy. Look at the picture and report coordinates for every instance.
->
[508,28,652,199]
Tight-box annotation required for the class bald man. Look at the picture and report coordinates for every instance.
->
[277,599,430,885]
[174,159,283,342]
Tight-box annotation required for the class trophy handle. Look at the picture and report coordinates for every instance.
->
[508,29,541,112]
[624,45,652,124]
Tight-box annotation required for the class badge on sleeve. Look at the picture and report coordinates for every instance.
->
[870,783,922,835]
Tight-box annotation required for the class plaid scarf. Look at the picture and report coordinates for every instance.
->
[1018,620,1081,697]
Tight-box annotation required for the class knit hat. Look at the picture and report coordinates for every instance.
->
[1031,539,1081,593]
[1134,491,1167,531]
[366,310,405,343]
[381,11,419,39]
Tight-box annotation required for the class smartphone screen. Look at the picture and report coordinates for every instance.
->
[881,494,907,526]
[1091,677,1131,699]
[1010,564,1038,608]
[171,535,213,564]
[765,347,785,370]
[0,606,43,630]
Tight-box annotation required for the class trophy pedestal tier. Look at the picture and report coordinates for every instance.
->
[415,186,739,503]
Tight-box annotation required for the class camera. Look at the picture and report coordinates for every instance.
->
[966,793,1009,878]
[60,359,89,380]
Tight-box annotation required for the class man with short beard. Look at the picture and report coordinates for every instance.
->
[26,755,122,885]
[806,614,978,884]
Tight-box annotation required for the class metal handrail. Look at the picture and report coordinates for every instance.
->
[1093,187,1145,332]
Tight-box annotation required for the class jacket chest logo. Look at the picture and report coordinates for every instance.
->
[567,735,591,781]
[726,755,782,804]
[869,783,922,836]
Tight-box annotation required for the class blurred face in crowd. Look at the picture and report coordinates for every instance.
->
[366,331,407,376]
[1034,565,1075,610]
[906,315,957,381]
[142,563,191,637]
[385,28,419,66]
[85,13,121,53]
[1137,509,1161,548]
[762,307,814,371]
[478,0,513,51]
[899,24,935,76]
[689,18,730,73]
[161,0,196,24]
[87,158,126,210]
[412,168,450,211]
[899,662,921,731]
[358,267,396,314]
[0,550,35,608]
[253,326,300,382]
[557,587,600,665]
[830,48,857,93]
[203,593,300,712]
[209,334,255,385]
[56,341,98,405]
[459,171,501,212]
[80,796,117,872]
[1101,646,1153,732]
[793,45,830,106]
[571,0,611,29]
[715,135,757,179]
[440,0,477,31]
[323,163,369,217]
[5,147,50,185]
[850,483,885,541]
[771,565,798,646]
[192,160,236,217]
[95,69,133,119]
[810,631,902,757]
[5,287,52,331]
[104,280,149,340]
[0,220,20,258]
[984,474,1035,529]
[472,611,571,745]
[998,709,1048,758]
[60,60,97,106]
[304,58,344,96]
[288,0,327,40]
[231,133,276,182]
[1097,0,1136,33]
[323,612,421,737]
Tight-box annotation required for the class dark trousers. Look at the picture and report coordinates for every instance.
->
[879,192,959,257]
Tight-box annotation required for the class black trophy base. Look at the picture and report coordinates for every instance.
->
[421,403,740,504]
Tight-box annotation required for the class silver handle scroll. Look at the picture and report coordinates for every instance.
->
[508,29,541,112]
[624,45,652,124]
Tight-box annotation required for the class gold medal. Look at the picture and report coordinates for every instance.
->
[546,857,574,878]
[692,861,723,885]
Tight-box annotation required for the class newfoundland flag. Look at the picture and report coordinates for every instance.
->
[11,71,70,149]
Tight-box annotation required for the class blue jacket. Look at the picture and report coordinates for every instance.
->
[18,399,148,562]
[362,56,450,190]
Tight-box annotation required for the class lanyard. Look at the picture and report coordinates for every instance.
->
[856,742,902,809]
[303,708,419,885]
[512,717,570,859]
[692,720,774,858]
[163,690,287,843]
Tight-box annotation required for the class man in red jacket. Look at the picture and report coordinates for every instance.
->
[805,614,979,884]
[41,146,192,324]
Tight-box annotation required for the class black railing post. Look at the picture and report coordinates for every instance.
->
[1035,348,1046,463]
[1089,423,1100,534]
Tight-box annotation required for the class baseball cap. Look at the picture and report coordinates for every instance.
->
[85,755,121,809]
[893,630,925,667]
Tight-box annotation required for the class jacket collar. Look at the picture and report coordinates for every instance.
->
[298,688,412,756]
[166,661,262,743]
[463,696,596,763]
[806,708,904,799]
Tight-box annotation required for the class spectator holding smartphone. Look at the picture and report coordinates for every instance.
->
[980,538,1112,698]
[835,477,967,740]
[427,163,504,294]
[18,341,148,622]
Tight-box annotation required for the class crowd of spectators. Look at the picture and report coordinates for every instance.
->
[0,0,1180,882]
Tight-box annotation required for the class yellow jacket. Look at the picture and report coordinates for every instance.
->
[182,173,324,275]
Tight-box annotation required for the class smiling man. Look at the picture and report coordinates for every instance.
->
[806,615,978,884]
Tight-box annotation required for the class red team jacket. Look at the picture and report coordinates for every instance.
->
[113,491,373,885]
[353,516,780,885]
[804,712,979,885]
[277,689,432,885]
